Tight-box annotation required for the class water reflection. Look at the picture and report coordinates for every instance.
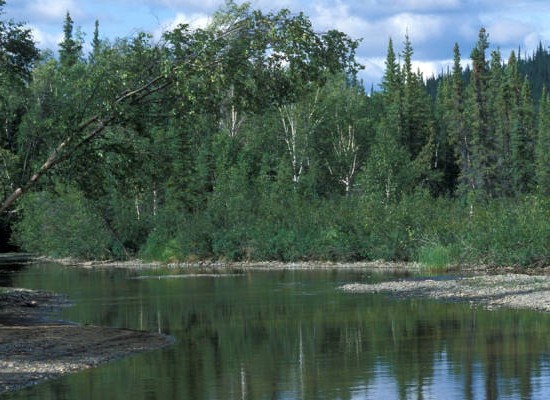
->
[3,264,550,399]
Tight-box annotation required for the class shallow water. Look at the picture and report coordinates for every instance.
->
[3,263,550,399]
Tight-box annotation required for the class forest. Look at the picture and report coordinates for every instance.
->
[0,1,549,266]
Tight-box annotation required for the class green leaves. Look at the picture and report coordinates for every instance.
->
[13,185,112,259]
[58,12,83,68]
[536,88,550,195]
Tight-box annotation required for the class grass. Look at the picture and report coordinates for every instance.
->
[417,244,453,271]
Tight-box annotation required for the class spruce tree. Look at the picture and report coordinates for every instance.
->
[487,48,510,195]
[495,50,521,195]
[401,34,419,155]
[381,38,400,95]
[536,88,550,195]
[59,12,82,67]
[90,19,101,63]
[510,76,535,193]
[465,28,496,198]
[444,42,477,197]
[400,35,438,193]
[401,34,434,161]
[440,43,466,195]
[380,38,402,140]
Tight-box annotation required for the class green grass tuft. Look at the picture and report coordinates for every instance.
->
[417,244,452,270]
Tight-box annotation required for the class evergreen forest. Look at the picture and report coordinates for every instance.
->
[0,1,549,266]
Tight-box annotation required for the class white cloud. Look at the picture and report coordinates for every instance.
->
[169,12,211,30]
[359,56,460,87]
[387,13,445,43]
[524,32,542,50]
[389,0,461,12]
[312,2,368,40]
[154,12,211,39]
[412,59,454,78]
[358,56,385,86]
[27,0,81,21]
[6,0,550,86]
[485,19,531,45]
[311,3,447,52]
[149,0,223,13]
[251,0,297,11]
[29,25,63,49]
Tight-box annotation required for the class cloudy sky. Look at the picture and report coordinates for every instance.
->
[4,0,550,85]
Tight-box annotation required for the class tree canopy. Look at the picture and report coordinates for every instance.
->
[0,2,549,267]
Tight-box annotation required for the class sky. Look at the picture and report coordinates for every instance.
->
[3,0,550,86]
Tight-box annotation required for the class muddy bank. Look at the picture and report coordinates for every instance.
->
[0,288,174,394]
[342,274,550,312]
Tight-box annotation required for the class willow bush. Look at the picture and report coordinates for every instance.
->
[13,185,112,259]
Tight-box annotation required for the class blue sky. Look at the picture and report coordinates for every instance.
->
[4,0,550,85]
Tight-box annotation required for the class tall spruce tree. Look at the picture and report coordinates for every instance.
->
[466,28,496,198]
[90,19,101,63]
[401,34,428,157]
[435,43,464,195]
[510,76,535,193]
[494,50,521,195]
[536,88,550,195]
[448,43,471,196]
[380,38,402,140]
[400,34,435,190]
[59,12,82,67]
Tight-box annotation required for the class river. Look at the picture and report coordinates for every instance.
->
[2,262,550,399]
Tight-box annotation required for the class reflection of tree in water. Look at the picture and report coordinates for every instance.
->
[8,268,550,400]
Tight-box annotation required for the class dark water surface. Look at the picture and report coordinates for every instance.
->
[3,263,550,399]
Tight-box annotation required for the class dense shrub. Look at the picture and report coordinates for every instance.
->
[138,190,549,267]
[16,181,547,268]
[13,186,112,259]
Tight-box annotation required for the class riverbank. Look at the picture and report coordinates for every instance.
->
[342,274,550,312]
[45,257,431,272]
[0,288,174,394]
[2,259,550,394]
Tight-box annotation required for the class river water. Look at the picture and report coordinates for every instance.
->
[3,263,550,399]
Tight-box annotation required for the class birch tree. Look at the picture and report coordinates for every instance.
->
[1,2,362,215]
[278,88,323,185]
[330,123,359,194]
[321,76,368,194]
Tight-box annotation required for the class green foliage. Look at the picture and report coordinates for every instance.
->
[1,5,549,268]
[58,12,83,67]
[0,147,18,200]
[0,1,39,81]
[536,89,550,195]
[458,196,550,266]
[360,122,415,202]
[13,185,112,259]
[417,244,452,270]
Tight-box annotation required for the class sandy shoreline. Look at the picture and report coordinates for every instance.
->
[0,288,174,395]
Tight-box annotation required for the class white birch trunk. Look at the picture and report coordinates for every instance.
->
[278,89,322,186]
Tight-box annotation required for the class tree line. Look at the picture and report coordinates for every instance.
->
[0,1,548,265]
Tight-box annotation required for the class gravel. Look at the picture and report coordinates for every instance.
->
[341,274,550,311]
[0,288,174,394]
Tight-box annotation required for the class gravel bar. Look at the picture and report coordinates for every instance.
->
[0,288,174,394]
[341,274,550,312]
